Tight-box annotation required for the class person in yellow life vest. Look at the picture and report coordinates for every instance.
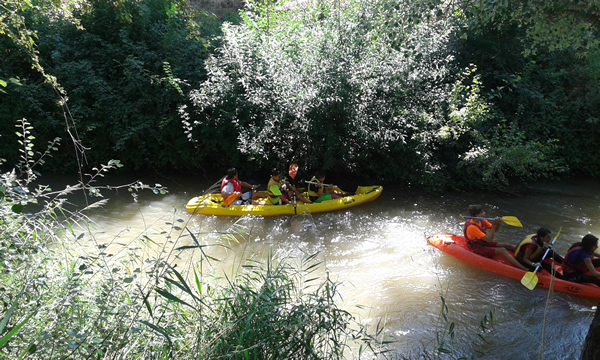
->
[514,227,565,278]
[463,205,528,271]
[307,171,343,203]
[267,168,310,205]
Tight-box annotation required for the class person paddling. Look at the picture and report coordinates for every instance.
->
[515,227,564,278]
[464,205,528,271]
[562,234,600,286]
[221,168,266,205]
[307,171,343,203]
[267,168,310,205]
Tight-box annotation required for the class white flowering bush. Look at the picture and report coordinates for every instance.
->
[182,0,504,187]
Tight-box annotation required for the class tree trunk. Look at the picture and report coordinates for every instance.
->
[581,304,600,360]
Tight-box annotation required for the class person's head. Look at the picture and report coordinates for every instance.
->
[468,205,484,217]
[316,171,326,182]
[581,234,599,253]
[271,168,282,180]
[226,168,238,180]
[536,227,552,244]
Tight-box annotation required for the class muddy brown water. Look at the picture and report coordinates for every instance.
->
[69,175,600,359]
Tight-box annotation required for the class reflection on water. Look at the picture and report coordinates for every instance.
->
[74,177,600,359]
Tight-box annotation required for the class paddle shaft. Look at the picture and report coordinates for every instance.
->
[289,165,298,215]
[531,230,561,271]
[305,180,336,187]
[462,216,503,222]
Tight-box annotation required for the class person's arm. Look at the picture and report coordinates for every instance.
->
[240,181,257,190]
[480,229,495,243]
[522,248,541,268]
[317,183,324,196]
[479,218,501,243]
[584,257,600,277]
[286,182,298,191]
[492,217,502,232]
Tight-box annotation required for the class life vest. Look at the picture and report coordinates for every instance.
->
[267,177,283,204]
[514,235,542,258]
[563,246,592,274]
[307,176,323,199]
[221,177,241,193]
[463,219,488,244]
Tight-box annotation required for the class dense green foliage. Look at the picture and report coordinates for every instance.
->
[455,0,600,180]
[1,0,599,189]
[1,0,221,172]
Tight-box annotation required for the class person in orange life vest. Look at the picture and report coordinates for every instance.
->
[514,227,565,278]
[562,234,600,286]
[221,168,267,205]
[267,168,310,205]
[463,205,528,271]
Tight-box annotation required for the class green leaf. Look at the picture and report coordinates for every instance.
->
[193,267,202,295]
[139,320,172,347]
[142,291,153,318]
[11,204,23,214]
[0,312,34,349]
[154,288,197,310]
[19,343,37,359]
[166,264,192,294]
[0,287,25,335]
[0,80,6,87]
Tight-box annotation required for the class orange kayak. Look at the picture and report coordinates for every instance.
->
[427,234,600,300]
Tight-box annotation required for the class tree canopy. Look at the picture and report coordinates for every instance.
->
[0,0,598,189]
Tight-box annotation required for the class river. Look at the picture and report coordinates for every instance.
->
[75,174,600,359]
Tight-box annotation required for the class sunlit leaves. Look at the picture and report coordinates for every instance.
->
[185,0,481,183]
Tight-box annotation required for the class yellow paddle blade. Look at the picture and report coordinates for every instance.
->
[554,227,562,241]
[521,271,539,290]
[223,193,240,205]
[501,216,522,227]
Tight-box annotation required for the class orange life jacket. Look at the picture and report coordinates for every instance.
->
[463,219,487,244]
[221,178,241,193]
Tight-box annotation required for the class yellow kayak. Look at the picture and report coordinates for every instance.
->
[186,185,383,216]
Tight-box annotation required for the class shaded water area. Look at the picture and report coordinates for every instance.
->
[70,174,600,359]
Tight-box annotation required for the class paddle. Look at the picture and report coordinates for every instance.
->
[289,163,298,215]
[521,227,562,290]
[304,180,349,195]
[223,192,240,206]
[305,180,337,188]
[460,215,523,228]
